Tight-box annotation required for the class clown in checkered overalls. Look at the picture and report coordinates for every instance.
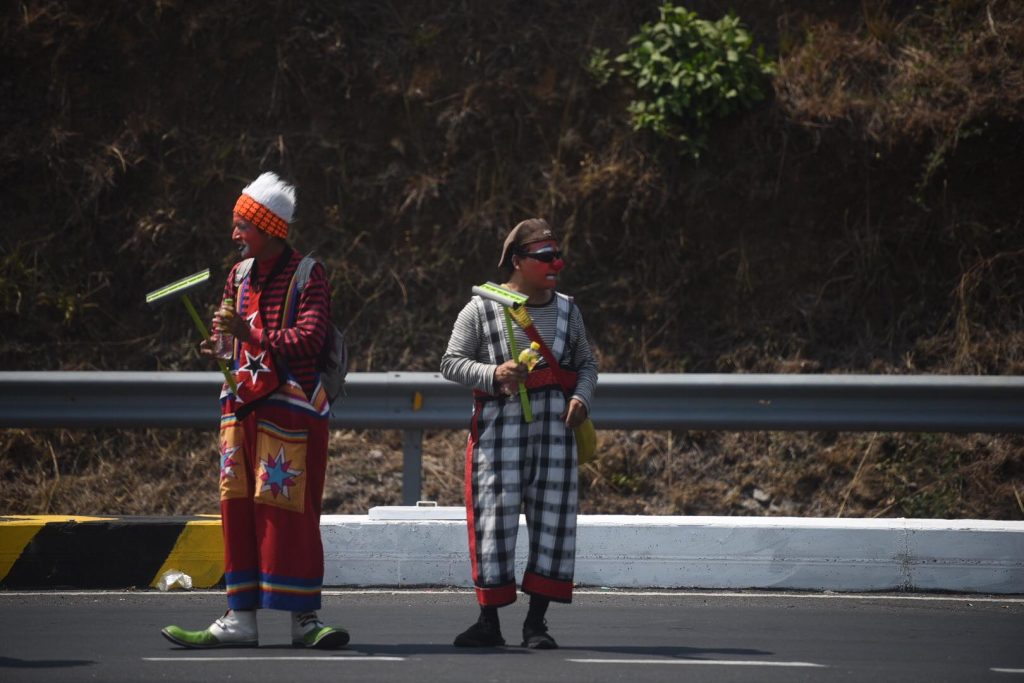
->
[441,218,598,648]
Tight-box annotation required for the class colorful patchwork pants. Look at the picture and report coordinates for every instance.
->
[466,384,578,607]
[218,383,329,611]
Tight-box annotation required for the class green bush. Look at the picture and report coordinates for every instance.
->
[599,4,775,158]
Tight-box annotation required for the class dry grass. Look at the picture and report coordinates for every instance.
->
[0,428,218,516]
[776,0,1024,145]
[1,1,1022,520]
[2,426,1021,520]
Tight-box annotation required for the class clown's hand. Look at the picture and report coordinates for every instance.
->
[214,307,251,342]
[494,359,527,395]
[562,398,588,429]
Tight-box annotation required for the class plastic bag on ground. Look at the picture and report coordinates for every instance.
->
[157,569,194,591]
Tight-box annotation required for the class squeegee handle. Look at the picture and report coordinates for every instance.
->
[503,307,533,423]
[181,294,238,394]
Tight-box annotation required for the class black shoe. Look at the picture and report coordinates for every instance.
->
[521,620,558,649]
[454,620,505,647]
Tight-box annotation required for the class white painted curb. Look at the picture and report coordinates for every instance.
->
[320,509,1024,594]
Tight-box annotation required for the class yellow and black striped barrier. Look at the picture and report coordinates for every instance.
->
[0,515,224,589]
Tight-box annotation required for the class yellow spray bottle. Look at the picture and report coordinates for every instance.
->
[518,341,541,371]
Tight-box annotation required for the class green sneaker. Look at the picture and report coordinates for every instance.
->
[161,610,259,649]
[291,611,350,649]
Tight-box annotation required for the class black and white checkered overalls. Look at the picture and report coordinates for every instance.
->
[466,293,578,606]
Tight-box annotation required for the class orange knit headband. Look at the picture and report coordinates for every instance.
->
[233,194,289,239]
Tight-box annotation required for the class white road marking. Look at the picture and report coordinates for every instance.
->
[574,590,1023,604]
[144,656,404,662]
[992,669,1024,674]
[569,658,826,667]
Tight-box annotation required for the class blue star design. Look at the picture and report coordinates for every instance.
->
[219,444,240,480]
[237,348,271,385]
[259,447,303,499]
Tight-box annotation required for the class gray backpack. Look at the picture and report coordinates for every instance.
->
[235,255,348,403]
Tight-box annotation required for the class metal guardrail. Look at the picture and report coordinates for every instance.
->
[3,371,1024,502]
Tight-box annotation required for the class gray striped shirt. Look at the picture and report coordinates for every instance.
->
[440,293,598,411]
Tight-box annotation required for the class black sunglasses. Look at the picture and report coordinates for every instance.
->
[518,249,563,263]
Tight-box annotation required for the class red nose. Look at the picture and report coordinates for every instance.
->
[551,258,565,272]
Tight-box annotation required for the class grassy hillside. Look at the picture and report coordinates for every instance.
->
[2,0,1022,519]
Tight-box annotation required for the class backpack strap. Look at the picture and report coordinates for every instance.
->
[233,258,254,288]
[228,258,254,317]
[283,255,335,373]
[284,256,317,327]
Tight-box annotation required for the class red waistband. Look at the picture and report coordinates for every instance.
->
[473,366,577,400]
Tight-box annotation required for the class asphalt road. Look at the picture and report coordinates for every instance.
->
[0,589,1021,682]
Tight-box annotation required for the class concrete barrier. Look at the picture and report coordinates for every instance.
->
[0,515,223,590]
[323,508,1024,594]
[3,511,1022,593]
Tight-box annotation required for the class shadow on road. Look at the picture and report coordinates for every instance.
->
[0,656,94,669]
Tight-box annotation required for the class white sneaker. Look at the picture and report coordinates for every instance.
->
[161,609,259,649]
[291,611,349,649]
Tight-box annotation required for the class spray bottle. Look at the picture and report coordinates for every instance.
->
[212,298,235,360]
[518,341,541,371]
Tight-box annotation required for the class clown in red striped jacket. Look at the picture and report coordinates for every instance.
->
[161,172,348,651]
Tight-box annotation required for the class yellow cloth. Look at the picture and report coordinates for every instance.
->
[575,418,597,466]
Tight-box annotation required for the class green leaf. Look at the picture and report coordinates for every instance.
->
[608,1,772,156]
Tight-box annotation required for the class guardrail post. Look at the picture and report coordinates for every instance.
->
[402,428,423,505]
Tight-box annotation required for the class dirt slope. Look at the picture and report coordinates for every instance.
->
[1,0,1022,519]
